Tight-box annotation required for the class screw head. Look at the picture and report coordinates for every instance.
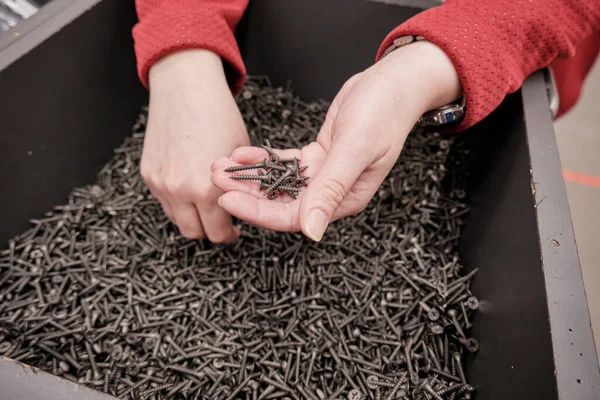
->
[430,324,444,335]
[466,296,479,310]
[465,338,479,353]
[109,344,123,361]
[30,249,43,259]
[47,291,60,305]
[348,389,363,400]
[332,370,344,384]
[410,371,420,385]
[143,336,157,351]
[427,309,440,321]
[452,351,462,363]
[383,362,402,374]
[366,375,379,389]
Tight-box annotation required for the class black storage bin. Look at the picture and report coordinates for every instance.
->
[0,0,598,399]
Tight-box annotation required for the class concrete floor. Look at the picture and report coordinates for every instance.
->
[554,59,600,360]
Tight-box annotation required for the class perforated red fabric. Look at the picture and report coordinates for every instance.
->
[132,0,248,92]
[376,0,600,129]
[133,0,599,129]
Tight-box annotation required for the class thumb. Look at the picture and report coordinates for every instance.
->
[299,140,368,241]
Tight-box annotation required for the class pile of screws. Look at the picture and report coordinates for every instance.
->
[225,139,308,199]
[0,76,476,400]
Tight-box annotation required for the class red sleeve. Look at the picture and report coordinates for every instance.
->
[551,33,600,118]
[376,0,600,130]
[132,0,248,93]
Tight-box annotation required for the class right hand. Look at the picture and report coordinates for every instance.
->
[212,41,461,242]
[140,49,249,243]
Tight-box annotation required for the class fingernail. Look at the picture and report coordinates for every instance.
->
[217,196,224,207]
[305,209,329,242]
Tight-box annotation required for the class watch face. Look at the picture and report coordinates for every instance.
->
[444,111,455,123]
[419,104,465,128]
[416,96,466,129]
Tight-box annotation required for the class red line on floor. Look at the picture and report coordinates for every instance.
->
[563,169,600,188]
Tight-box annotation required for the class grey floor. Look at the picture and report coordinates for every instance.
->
[554,59,600,360]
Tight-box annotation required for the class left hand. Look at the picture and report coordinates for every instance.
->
[212,40,461,241]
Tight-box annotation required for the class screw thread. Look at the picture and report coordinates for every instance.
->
[389,344,402,362]
[119,375,149,397]
[423,384,445,400]
[404,340,415,383]
[4,340,20,357]
[230,174,271,181]
[358,369,390,382]
[294,347,301,384]
[239,348,248,383]
[224,163,264,172]
[224,375,252,400]
[340,368,361,393]
[444,334,450,370]
[262,142,275,154]
[139,383,173,398]
[207,374,225,396]
[103,367,112,393]
[265,172,293,195]
[427,345,442,370]
[225,161,287,173]
[453,353,466,384]
[327,383,347,400]
[373,380,395,388]
[278,185,301,192]
[454,384,472,396]
[84,341,100,380]
[384,377,406,400]
[270,164,288,172]
[305,350,317,385]
[436,384,467,396]
[261,376,294,394]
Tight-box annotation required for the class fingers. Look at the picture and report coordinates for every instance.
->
[230,146,302,164]
[218,191,301,232]
[148,187,175,222]
[169,197,240,243]
[211,157,275,198]
[147,173,238,242]
[197,198,240,244]
[172,203,205,239]
[298,140,369,242]
[229,147,267,163]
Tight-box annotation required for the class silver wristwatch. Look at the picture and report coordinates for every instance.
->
[381,35,466,129]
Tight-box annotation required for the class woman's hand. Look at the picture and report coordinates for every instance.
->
[212,41,461,241]
[141,49,249,243]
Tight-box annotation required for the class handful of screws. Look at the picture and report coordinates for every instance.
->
[0,77,476,400]
[225,140,309,200]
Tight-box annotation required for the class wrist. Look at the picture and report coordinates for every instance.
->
[377,40,462,115]
[149,49,230,94]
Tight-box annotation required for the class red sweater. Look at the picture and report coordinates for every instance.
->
[133,0,600,130]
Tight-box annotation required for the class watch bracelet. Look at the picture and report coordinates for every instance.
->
[380,34,466,128]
